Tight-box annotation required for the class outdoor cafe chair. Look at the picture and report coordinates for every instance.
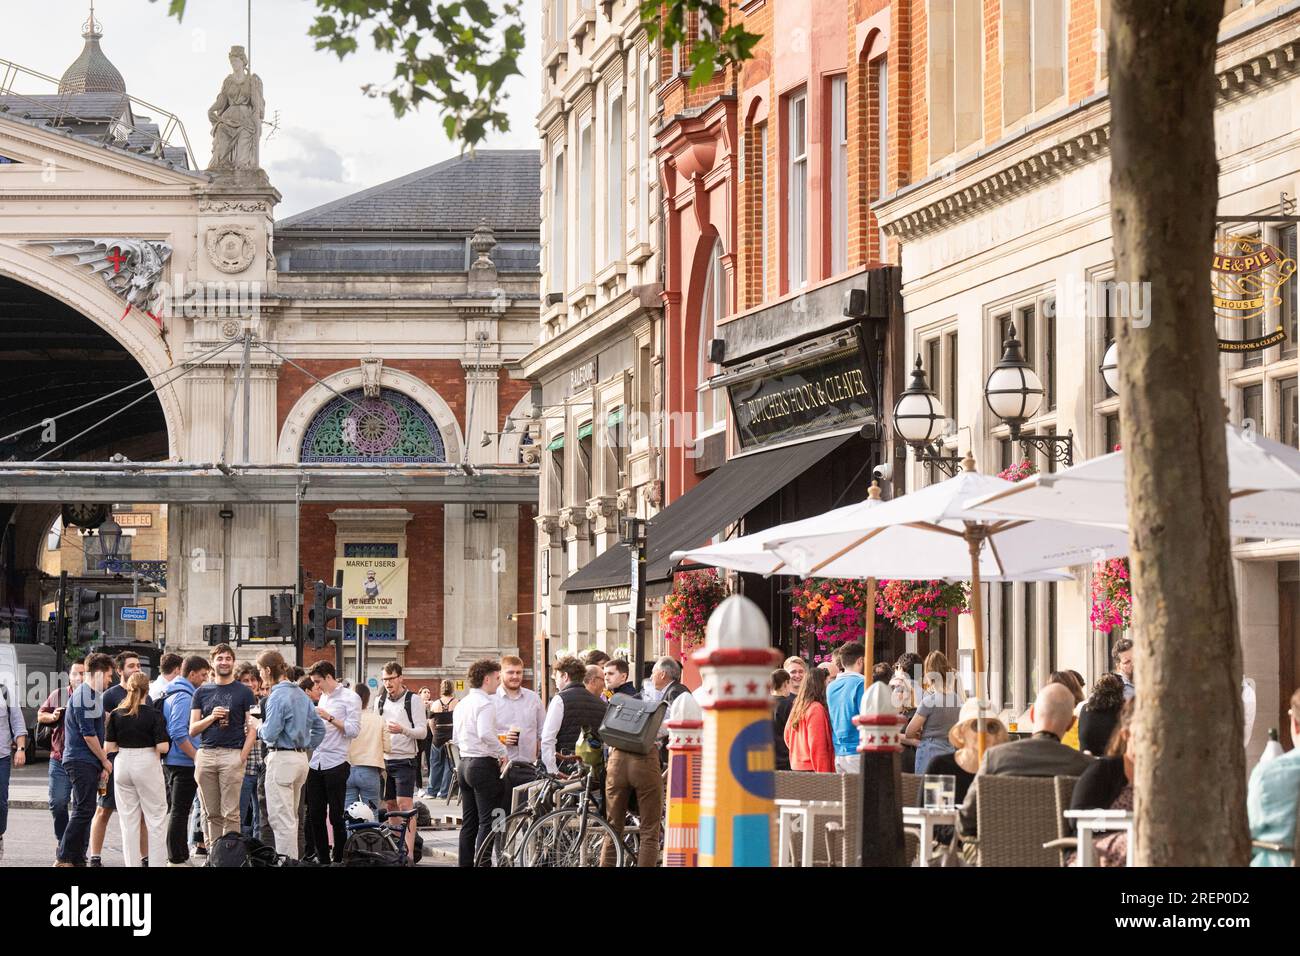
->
[969,774,1071,867]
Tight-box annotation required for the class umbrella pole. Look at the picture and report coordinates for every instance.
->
[865,576,877,668]
[965,528,988,761]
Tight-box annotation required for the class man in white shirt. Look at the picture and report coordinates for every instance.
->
[452,658,506,866]
[494,654,546,766]
[376,660,427,861]
[148,653,182,703]
[306,660,360,865]
[540,658,607,775]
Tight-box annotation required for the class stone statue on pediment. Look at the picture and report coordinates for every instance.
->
[207,45,265,174]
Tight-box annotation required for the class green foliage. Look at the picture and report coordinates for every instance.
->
[151,0,757,149]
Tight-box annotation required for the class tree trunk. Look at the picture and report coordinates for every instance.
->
[1110,1,1249,865]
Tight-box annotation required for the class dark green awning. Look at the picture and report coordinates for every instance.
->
[546,434,565,451]
[577,421,593,441]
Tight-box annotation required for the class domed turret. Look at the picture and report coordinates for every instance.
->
[58,5,127,95]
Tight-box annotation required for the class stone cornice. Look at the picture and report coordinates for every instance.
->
[878,29,1300,243]
[880,122,1111,241]
[517,286,660,380]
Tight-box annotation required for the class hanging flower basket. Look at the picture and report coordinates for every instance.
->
[659,569,727,652]
[1090,558,1132,633]
[997,458,1039,483]
[874,579,969,633]
[789,578,876,663]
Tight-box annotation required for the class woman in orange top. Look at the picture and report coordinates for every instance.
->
[783,666,835,772]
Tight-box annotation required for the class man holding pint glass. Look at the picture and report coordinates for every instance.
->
[189,643,257,849]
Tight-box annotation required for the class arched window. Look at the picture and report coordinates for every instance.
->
[697,240,729,433]
[300,387,446,463]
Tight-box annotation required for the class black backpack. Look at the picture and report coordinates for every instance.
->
[375,689,419,727]
[209,832,282,868]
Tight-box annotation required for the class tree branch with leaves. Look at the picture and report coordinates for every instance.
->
[152,0,756,149]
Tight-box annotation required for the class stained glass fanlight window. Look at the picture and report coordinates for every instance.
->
[301,388,446,463]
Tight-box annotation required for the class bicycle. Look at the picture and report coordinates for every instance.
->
[520,762,625,867]
[341,807,420,867]
[473,760,566,868]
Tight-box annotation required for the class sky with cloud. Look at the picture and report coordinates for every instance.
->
[3,0,543,216]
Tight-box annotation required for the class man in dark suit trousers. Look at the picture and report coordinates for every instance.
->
[958,683,1094,837]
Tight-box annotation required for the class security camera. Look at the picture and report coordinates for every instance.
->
[872,461,893,482]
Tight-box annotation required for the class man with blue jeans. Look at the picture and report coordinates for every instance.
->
[0,672,30,864]
[826,641,867,774]
[38,659,84,852]
[162,655,209,866]
[56,653,115,867]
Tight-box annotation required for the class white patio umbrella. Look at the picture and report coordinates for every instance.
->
[963,424,1300,538]
[670,483,1071,667]
[762,453,1131,754]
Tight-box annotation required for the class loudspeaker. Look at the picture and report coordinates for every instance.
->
[707,338,726,364]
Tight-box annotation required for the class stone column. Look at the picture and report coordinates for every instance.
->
[561,506,592,653]
[464,363,501,466]
[586,495,621,652]
[535,514,563,662]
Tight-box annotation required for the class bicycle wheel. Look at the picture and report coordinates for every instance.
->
[522,809,625,867]
[474,810,533,868]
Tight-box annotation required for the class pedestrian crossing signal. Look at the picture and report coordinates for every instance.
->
[308,577,343,650]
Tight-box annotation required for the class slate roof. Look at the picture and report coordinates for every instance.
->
[0,93,193,169]
[276,149,540,238]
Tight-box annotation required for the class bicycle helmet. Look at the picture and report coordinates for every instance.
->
[345,801,376,823]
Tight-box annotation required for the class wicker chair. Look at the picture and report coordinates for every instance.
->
[773,771,844,866]
[1041,775,1081,865]
[822,773,863,866]
[970,775,1068,867]
[1251,799,1300,866]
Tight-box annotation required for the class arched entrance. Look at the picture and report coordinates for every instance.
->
[0,271,174,641]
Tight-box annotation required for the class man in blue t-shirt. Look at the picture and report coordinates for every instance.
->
[190,644,256,852]
[56,653,115,867]
[826,642,867,774]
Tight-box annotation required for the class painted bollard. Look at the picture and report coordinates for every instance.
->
[693,595,782,867]
[664,691,704,867]
[854,678,907,866]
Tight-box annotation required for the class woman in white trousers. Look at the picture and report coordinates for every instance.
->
[106,672,171,867]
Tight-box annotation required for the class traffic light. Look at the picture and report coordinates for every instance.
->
[307,578,343,650]
[70,588,100,643]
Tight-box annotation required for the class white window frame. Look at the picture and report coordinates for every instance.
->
[697,240,729,435]
[787,90,808,291]
[550,146,566,294]
[829,74,848,276]
[1001,0,1066,128]
[577,118,594,284]
[606,88,625,265]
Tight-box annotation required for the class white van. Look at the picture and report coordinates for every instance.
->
[0,642,58,761]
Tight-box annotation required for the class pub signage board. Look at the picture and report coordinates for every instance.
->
[1213,233,1297,353]
[728,344,875,450]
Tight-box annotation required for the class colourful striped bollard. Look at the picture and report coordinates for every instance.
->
[664,691,704,867]
[693,595,782,867]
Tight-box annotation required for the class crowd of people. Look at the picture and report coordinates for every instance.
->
[2,630,1295,869]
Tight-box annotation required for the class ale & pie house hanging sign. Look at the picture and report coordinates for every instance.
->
[1213,233,1297,352]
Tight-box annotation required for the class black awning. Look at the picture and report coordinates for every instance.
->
[560,431,854,604]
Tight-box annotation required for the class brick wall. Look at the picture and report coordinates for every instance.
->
[300,501,446,684]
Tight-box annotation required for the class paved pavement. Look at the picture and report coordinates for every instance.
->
[3,756,462,867]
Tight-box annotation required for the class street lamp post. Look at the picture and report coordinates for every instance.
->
[891,355,962,477]
[984,324,1075,467]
